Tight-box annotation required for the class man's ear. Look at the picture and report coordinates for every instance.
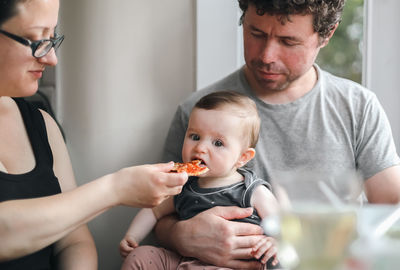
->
[320,22,339,48]
[236,148,256,168]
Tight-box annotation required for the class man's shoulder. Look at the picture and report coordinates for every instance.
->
[319,68,376,100]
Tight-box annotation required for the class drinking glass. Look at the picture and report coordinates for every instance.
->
[262,172,361,270]
[344,204,400,270]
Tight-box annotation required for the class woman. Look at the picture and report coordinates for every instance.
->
[0,0,187,269]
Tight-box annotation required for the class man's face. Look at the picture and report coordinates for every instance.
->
[242,5,324,95]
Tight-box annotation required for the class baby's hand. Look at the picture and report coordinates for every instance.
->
[119,235,139,258]
[251,235,279,266]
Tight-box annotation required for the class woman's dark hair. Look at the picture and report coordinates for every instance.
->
[0,0,27,27]
[238,0,346,41]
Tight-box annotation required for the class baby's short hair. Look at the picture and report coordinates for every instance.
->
[194,90,260,148]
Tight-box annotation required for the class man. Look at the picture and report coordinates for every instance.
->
[156,0,400,268]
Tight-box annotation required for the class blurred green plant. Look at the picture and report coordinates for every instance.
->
[316,0,364,83]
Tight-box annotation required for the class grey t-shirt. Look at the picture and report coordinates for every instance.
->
[162,65,400,202]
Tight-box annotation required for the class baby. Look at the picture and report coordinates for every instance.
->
[120,90,280,269]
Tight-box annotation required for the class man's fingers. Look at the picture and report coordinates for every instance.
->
[225,235,270,259]
[230,247,255,260]
[231,220,264,236]
[232,235,266,249]
[211,206,254,220]
[210,206,264,235]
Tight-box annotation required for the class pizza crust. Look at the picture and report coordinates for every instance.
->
[171,160,209,176]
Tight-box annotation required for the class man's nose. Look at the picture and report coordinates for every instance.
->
[260,39,280,64]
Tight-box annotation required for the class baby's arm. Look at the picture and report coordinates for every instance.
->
[119,197,175,257]
[251,185,279,218]
[250,185,280,265]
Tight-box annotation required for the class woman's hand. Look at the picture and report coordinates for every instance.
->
[110,162,187,208]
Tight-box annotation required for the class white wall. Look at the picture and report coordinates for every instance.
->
[364,0,400,149]
[196,0,244,90]
[58,1,195,269]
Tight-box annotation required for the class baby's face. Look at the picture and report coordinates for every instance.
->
[182,107,247,178]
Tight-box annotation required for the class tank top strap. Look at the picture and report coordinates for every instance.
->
[13,98,54,168]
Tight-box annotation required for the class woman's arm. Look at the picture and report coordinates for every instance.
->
[0,169,112,261]
[52,226,97,270]
[44,110,96,269]
[0,112,188,262]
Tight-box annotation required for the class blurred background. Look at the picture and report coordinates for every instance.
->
[34,0,400,269]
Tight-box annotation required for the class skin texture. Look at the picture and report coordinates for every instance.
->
[0,0,188,266]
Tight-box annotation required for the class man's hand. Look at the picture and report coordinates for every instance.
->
[156,206,265,269]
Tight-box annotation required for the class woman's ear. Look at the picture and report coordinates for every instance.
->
[236,148,256,168]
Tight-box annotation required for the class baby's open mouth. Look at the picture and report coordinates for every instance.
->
[193,159,207,167]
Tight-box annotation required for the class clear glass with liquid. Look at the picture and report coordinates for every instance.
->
[276,205,357,270]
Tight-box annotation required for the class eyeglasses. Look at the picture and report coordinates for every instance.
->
[0,29,64,58]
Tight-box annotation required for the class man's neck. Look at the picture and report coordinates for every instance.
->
[244,65,318,105]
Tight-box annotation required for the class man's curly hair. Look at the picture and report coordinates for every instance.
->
[238,0,346,40]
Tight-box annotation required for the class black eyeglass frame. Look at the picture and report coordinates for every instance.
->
[0,29,64,58]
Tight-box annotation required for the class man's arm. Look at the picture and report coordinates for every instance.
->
[364,165,400,203]
[155,206,265,269]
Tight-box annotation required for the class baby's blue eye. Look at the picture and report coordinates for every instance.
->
[190,134,200,141]
[213,140,223,147]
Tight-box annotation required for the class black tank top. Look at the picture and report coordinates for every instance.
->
[0,98,62,269]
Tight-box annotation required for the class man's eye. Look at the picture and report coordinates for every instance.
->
[251,32,264,38]
[190,134,200,141]
[281,39,298,47]
[213,140,223,147]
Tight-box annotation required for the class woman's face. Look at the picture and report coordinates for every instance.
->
[0,0,60,97]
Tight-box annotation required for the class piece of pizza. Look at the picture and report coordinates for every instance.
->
[171,160,209,176]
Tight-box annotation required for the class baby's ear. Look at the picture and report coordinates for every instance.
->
[236,148,256,168]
